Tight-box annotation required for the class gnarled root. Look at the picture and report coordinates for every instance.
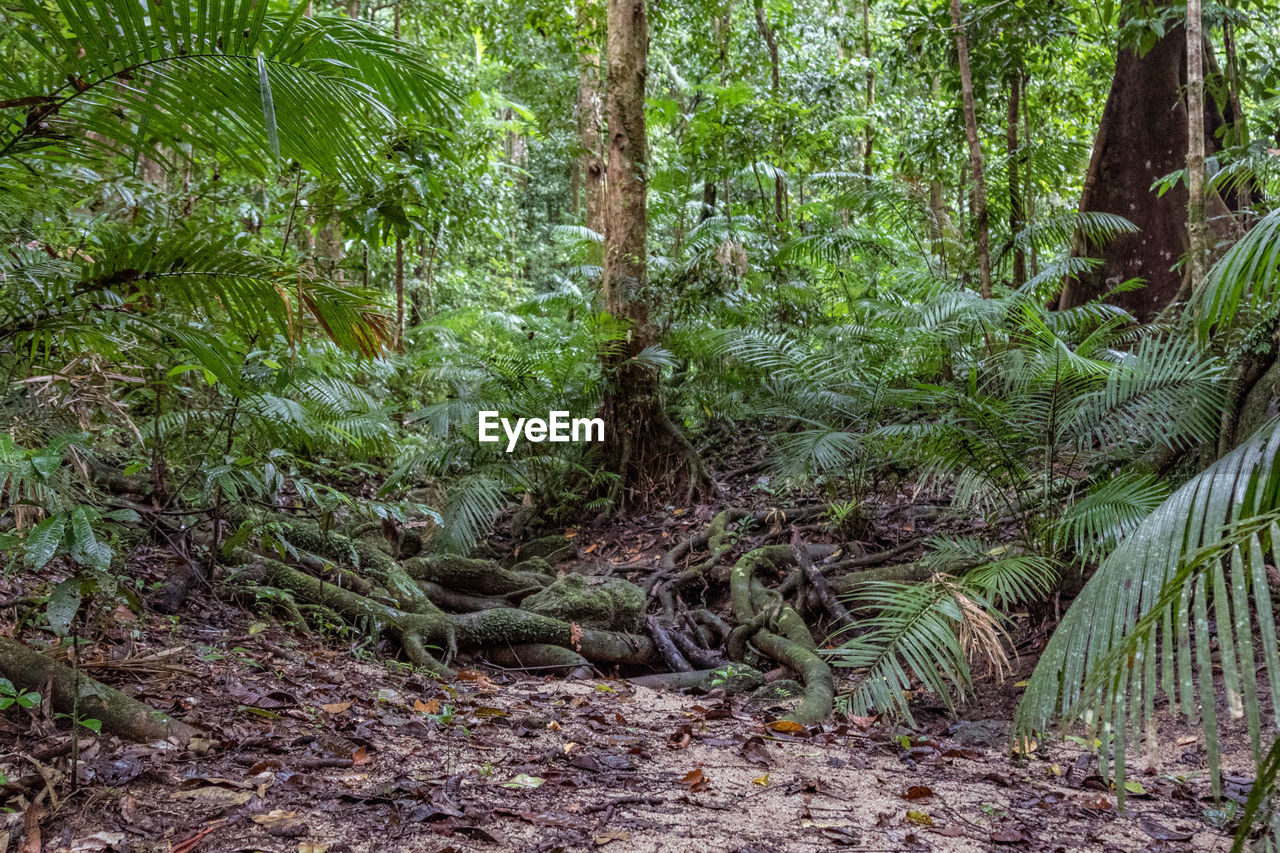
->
[729,545,834,725]
[404,556,551,600]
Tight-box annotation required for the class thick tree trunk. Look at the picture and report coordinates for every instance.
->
[576,0,606,235]
[1056,22,1245,318]
[599,0,710,507]
[949,0,991,297]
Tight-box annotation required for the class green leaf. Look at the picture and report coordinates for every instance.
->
[24,515,67,569]
[45,577,83,637]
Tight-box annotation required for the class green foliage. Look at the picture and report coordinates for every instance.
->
[0,679,40,711]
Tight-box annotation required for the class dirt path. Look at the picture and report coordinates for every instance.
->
[5,604,1234,853]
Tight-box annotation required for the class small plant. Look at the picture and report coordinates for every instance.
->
[0,678,39,711]
[708,665,744,688]
[826,500,868,539]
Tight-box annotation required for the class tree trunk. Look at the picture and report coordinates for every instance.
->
[576,0,606,235]
[599,0,710,508]
[1056,20,1246,318]
[860,0,874,176]
[1184,0,1208,294]
[1008,72,1026,286]
[394,236,405,349]
[752,0,786,231]
[949,0,991,297]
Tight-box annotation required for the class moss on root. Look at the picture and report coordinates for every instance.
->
[521,574,646,632]
[0,636,199,745]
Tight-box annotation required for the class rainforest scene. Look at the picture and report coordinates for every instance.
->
[1,0,1279,849]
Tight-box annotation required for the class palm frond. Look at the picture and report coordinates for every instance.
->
[1016,418,1280,803]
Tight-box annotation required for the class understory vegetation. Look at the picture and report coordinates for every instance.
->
[4,0,1280,847]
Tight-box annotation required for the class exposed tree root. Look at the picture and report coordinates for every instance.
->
[480,644,592,678]
[0,636,199,745]
[728,544,833,724]
[404,556,551,599]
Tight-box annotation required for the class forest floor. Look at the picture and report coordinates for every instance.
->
[0,465,1254,853]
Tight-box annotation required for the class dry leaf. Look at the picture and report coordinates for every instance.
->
[170,787,253,806]
[765,720,804,733]
[253,810,298,826]
[1011,736,1037,755]
[594,829,630,846]
[351,746,370,766]
[415,698,442,714]
[680,767,709,792]
[320,701,352,715]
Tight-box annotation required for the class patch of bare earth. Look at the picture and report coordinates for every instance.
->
[3,603,1235,853]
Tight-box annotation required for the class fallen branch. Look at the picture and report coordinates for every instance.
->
[0,636,199,745]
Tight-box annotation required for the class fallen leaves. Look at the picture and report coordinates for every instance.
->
[764,719,805,734]
[679,767,709,792]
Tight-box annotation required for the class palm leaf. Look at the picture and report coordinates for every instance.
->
[1016,418,1280,804]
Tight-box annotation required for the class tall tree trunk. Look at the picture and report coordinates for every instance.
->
[1024,72,1037,278]
[949,0,991,297]
[1007,72,1026,287]
[1057,18,1246,318]
[1184,0,1208,294]
[600,0,709,507]
[752,0,786,231]
[860,0,874,176]
[576,0,606,235]
[394,236,405,349]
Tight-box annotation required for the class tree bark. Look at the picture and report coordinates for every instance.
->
[1184,0,1208,295]
[949,0,991,297]
[600,0,710,507]
[752,0,786,231]
[1008,73,1026,287]
[860,0,874,176]
[394,235,405,349]
[576,0,606,235]
[1056,20,1245,318]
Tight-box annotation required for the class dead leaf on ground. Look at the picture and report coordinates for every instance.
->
[739,736,772,767]
[901,785,933,801]
[66,832,126,852]
[1140,816,1194,842]
[320,700,352,715]
[594,828,630,846]
[991,827,1029,844]
[414,698,442,714]
[680,767,709,792]
[765,719,805,734]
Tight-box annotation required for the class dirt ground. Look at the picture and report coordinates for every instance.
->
[1,595,1245,853]
[0,471,1259,853]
